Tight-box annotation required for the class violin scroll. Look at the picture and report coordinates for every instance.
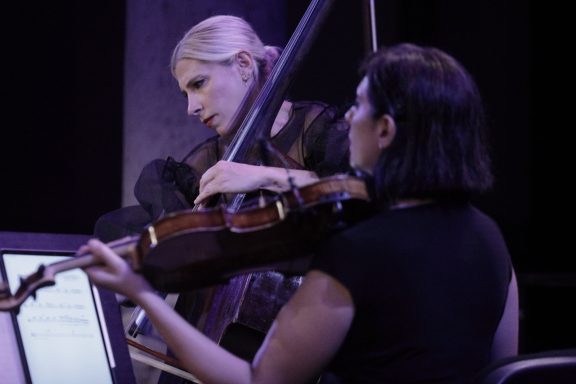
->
[0,237,139,313]
[0,264,56,313]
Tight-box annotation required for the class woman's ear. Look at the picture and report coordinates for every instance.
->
[235,51,254,69]
[235,51,254,83]
[376,114,397,149]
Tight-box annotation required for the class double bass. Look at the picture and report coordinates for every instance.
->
[129,0,380,357]
[159,0,342,356]
[170,0,381,349]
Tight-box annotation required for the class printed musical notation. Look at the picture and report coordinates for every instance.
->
[2,253,115,384]
[17,271,100,339]
[23,301,85,310]
[25,314,91,339]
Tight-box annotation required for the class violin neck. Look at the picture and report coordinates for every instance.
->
[49,235,140,275]
[0,236,140,313]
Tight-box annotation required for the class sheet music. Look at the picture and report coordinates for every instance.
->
[1,253,114,384]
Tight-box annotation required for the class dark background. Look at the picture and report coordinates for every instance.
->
[2,0,572,356]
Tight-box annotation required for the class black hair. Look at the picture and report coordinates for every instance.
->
[361,43,493,204]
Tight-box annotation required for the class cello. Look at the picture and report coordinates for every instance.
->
[173,0,382,349]
[153,0,341,356]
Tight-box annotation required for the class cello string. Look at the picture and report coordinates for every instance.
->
[369,0,378,53]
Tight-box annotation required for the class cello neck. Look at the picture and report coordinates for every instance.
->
[223,0,335,164]
[193,0,335,214]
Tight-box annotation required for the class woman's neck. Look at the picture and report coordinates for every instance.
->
[220,100,292,150]
[270,100,293,137]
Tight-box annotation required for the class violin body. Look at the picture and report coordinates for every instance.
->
[136,174,371,292]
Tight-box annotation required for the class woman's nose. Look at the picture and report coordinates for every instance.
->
[187,98,202,116]
[345,108,353,123]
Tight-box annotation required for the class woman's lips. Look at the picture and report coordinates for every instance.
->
[203,115,215,128]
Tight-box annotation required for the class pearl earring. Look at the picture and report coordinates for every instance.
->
[241,71,250,83]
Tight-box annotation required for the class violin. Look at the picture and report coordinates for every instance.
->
[0,174,371,312]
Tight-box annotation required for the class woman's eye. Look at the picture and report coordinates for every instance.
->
[192,79,205,89]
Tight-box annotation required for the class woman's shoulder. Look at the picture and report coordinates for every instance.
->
[181,135,220,173]
[289,100,347,135]
[182,135,219,158]
[292,100,330,110]
[292,100,340,119]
